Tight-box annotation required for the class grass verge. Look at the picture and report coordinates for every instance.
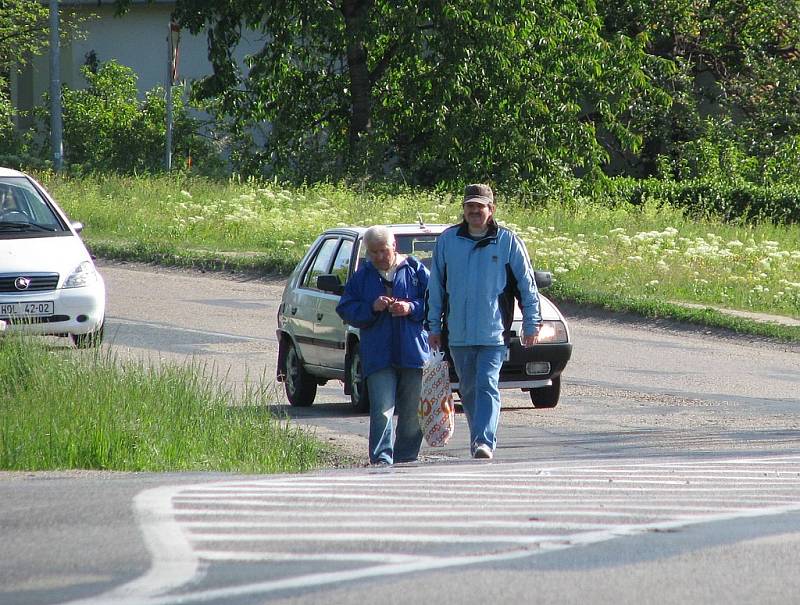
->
[0,336,356,472]
[90,237,800,342]
[38,173,797,339]
[551,282,800,342]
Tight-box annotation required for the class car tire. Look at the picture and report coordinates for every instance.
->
[284,341,317,407]
[71,319,104,349]
[347,341,370,413]
[529,376,560,408]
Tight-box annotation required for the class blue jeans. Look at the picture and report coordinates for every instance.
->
[366,367,423,464]
[449,345,506,454]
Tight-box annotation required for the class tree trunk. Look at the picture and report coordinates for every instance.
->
[341,0,372,153]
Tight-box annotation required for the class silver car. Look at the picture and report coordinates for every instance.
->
[276,224,572,412]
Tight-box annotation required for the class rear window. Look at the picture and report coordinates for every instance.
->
[357,234,438,269]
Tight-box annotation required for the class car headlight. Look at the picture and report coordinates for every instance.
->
[536,320,568,344]
[63,261,98,288]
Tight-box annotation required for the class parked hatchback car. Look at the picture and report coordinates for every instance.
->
[0,167,105,347]
[276,224,572,412]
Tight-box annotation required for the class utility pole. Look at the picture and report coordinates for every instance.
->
[49,0,63,171]
[165,21,180,171]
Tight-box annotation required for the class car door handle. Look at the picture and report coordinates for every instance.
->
[317,312,324,321]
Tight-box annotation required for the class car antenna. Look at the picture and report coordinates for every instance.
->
[417,212,425,228]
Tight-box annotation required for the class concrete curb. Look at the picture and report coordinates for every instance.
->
[671,302,800,328]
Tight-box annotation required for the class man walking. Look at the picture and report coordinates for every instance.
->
[426,184,541,459]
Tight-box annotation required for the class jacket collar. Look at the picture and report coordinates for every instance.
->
[455,219,499,244]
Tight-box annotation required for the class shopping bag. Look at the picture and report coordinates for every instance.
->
[419,350,455,447]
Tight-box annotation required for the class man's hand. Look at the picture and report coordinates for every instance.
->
[521,331,539,347]
[372,296,393,312]
[428,333,441,350]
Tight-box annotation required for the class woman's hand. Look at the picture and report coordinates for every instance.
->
[372,296,394,312]
[389,300,412,316]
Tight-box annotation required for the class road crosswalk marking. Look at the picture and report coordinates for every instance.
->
[67,455,800,604]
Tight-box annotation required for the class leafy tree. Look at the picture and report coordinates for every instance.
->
[35,60,221,174]
[600,0,800,181]
[1,0,87,165]
[167,0,668,186]
[0,0,49,149]
[0,0,49,74]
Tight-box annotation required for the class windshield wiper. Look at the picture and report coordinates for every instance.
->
[0,221,57,232]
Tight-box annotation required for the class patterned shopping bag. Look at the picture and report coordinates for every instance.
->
[419,350,455,447]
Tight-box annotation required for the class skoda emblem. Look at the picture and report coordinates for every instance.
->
[14,276,31,291]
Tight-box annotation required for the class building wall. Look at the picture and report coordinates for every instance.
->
[11,2,261,130]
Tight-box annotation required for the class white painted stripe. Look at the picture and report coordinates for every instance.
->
[108,317,268,342]
[172,485,800,504]
[182,474,800,490]
[183,519,618,531]
[173,504,744,516]
[61,455,800,605]
[61,484,200,605]
[172,495,797,508]
[86,502,800,605]
[111,548,540,605]
[200,468,800,485]
[188,531,575,544]
[194,550,436,564]
[194,474,799,489]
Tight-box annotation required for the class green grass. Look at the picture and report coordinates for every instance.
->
[0,336,352,472]
[40,172,799,340]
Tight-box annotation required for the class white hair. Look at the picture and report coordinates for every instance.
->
[363,225,395,247]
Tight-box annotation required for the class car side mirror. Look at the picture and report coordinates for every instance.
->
[317,274,344,295]
[71,221,84,233]
[534,271,552,289]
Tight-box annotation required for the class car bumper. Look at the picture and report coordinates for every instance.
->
[449,341,573,390]
[0,282,106,337]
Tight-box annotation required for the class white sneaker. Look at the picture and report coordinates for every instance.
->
[473,444,493,459]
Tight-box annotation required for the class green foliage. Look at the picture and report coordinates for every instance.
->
[33,60,224,176]
[38,172,800,325]
[0,0,49,154]
[170,0,667,186]
[1,0,90,162]
[0,0,49,70]
[630,177,800,223]
[601,0,800,179]
[0,335,328,472]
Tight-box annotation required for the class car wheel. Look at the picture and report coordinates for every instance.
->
[71,320,104,349]
[284,341,317,407]
[347,341,370,413]
[529,376,560,408]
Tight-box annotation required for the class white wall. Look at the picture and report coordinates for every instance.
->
[11,2,262,127]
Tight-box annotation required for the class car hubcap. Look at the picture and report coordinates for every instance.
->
[350,352,362,401]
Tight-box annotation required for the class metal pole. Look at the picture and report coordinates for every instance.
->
[165,23,174,171]
[49,0,63,171]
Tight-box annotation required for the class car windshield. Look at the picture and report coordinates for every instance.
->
[0,177,65,234]
[357,233,438,269]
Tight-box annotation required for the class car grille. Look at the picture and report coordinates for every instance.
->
[0,273,60,293]
[3,315,70,324]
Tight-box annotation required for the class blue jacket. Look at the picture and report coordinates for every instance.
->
[336,256,430,378]
[426,221,542,346]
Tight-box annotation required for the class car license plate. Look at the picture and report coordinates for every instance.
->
[0,301,54,318]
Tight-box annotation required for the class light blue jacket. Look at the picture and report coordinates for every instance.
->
[425,221,541,346]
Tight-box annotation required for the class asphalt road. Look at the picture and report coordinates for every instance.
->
[1,261,799,605]
[94,260,800,462]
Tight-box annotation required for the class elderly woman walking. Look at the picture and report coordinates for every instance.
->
[336,226,430,466]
